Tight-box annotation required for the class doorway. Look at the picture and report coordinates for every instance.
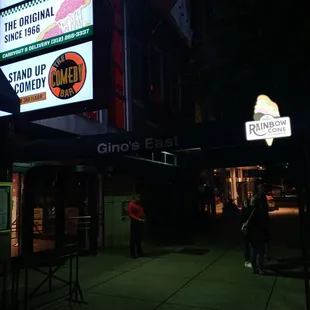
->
[18,165,99,257]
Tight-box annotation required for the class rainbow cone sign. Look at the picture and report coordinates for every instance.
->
[245,95,292,145]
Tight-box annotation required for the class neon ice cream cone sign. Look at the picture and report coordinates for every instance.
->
[246,95,291,143]
[253,95,280,146]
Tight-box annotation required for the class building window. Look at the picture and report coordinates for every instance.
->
[77,111,99,121]
[149,46,163,104]
[107,0,126,130]
[112,0,123,29]
[130,40,148,102]
[83,111,99,121]
[109,26,125,129]
[163,61,181,112]
[172,72,181,112]
[113,29,124,97]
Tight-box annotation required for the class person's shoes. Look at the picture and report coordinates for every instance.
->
[253,269,259,274]
[258,269,265,275]
[131,254,138,259]
[244,262,252,268]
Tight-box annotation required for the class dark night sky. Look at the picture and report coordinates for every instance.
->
[190,0,307,124]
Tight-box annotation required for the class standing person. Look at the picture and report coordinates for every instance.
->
[128,194,145,258]
[241,192,255,268]
[256,184,272,261]
[248,190,269,274]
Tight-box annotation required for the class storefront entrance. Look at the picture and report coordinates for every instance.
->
[8,119,303,257]
[11,165,99,257]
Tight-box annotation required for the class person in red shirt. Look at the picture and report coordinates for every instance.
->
[128,194,145,258]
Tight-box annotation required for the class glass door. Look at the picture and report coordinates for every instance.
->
[20,166,99,256]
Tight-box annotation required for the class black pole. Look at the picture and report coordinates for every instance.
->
[208,168,216,216]
[299,140,310,310]
[299,191,310,309]
[69,255,73,299]
[0,118,14,309]
[0,118,13,182]
[301,139,310,310]
[55,168,66,252]
[2,261,7,309]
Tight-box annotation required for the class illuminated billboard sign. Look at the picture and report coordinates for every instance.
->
[0,67,20,114]
[0,0,93,61]
[1,41,93,113]
[245,95,291,145]
[0,0,24,10]
[246,116,291,142]
[0,110,11,117]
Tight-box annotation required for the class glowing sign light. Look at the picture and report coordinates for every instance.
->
[245,95,291,145]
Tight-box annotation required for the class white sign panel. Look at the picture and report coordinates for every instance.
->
[0,0,93,61]
[0,0,24,10]
[1,41,93,113]
[0,110,11,117]
[245,116,291,141]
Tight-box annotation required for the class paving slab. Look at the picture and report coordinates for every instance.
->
[82,269,124,289]
[38,292,159,310]
[157,303,211,310]
[167,275,273,310]
[125,258,205,279]
[195,267,276,287]
[6,254,155,309]
[89,272,189,302]
[78,253,153,273]
[124,251,224,280]
[160,249,224,264]
[196,256,276,281]
[267,277,305,310]
[56,254,154,290]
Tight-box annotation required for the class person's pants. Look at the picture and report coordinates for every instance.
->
[250,242,265,270]
[265,239,271,260]
[130,220,143,257]
[244,237,251,262]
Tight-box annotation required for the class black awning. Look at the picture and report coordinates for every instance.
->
[0,68,20,114]
[13,127,200,162]
[12,118,302,164]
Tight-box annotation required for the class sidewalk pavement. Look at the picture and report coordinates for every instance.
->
[4,205,306,310]
[32,242,306,310]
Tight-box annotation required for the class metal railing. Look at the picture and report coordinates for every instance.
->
[9,213,94,257]
[1,247,86,310]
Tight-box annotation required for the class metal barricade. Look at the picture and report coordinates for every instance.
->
[1,246,86,310]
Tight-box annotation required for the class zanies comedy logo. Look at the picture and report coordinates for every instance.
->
[48,51,86,99]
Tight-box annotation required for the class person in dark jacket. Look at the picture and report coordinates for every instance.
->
[241,193,255,268]
[247,194,269,274]
[256,184,272,261]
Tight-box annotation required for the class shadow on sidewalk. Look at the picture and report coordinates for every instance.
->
[264,256,309,279]
[103,245,177,259]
